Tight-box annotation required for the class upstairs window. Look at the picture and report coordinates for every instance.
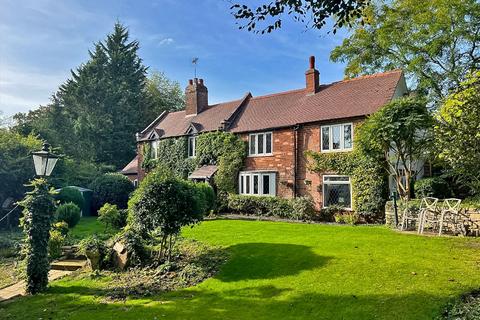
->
[150,140,159,159]
[188,136,196,158]
[321,123,353,152]
[249,132,273,156]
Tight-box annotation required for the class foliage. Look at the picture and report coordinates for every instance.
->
[48,229,66,260]
[52,221,69,236]
[112,229,149,268]
[196,131,246,194]
[98,203,127,230]
[13,23,150,169]
[145,71,185,122]
[56,203,81,228]
[78,235,108,270]
[49,158,115,189]
[128,169,204,260]
[306,147,388,219]
[356,97,433,200]
[414,177,451,199]
[142,137,196,178]
[0,129,43,202]
[18,178,56,294]
[440,291,480,320]
[90,173,134,213]
[334,212,360,225]
[231,0,369,34]
[319,205,346,222]
[193,182,216,214]
[227,194,316,220]
[331,0,480,105]
[56,187,84,209]
[435,71,480,195]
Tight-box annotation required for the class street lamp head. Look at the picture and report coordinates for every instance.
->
[32,142,59,177]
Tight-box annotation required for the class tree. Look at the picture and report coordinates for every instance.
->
[435,71,480,195]
[145,71,185,123]
[356,97,433,200]
[231,0,369,34]
[331,0,480,105]
[0,129,43,202]
[19,179,56,294]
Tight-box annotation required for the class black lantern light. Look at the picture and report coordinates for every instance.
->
[32,142,59,177]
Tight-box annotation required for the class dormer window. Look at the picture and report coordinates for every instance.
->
[188,136,196,158]
[248,132,273,156]
[321,123,353,152]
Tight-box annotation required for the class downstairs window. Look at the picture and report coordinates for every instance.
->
[323,175,352,209]
[239,171,276,196]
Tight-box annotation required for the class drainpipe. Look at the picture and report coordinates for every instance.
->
[293,124,300,198]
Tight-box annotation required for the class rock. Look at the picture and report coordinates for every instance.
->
[113,241,128,271]
[85,249,101,271]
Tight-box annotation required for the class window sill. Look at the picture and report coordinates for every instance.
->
[320,148,353,153]
[247,153,274,158]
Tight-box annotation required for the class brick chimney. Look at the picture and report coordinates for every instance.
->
[185,78,208,116]
[305,56,320,95]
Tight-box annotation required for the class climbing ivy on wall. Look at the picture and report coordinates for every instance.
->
[142,137,196,179]
[306,149,388,220]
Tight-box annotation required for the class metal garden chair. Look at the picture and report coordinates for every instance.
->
[417,197,440,234]
[401,197,438,232]
[438,198,462,236]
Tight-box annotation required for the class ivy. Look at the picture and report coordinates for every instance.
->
[18,178,57,294]
[306,149,388,220]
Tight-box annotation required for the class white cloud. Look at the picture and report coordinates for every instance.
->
[158,37,174,46]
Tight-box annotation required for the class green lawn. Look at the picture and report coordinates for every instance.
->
[69,216,113,241]
[1,220,479,319]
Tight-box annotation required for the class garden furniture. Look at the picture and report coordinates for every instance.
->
[437,198,462,236]
[417,197,440,234]
[400,197,438,232]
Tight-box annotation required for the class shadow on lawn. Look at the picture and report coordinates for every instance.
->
[216,242,331,282]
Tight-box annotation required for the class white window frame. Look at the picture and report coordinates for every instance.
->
[248,132,273,156]
[188,136,196,158]
[151,140,159,159]
[238,171,276,196]
[320,123,353,152]
[322,175,352,210]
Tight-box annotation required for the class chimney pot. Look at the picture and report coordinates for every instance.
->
[309,56,315,69]
[188,79,193,85]
[199,78,204,85]
[194,78,198,84]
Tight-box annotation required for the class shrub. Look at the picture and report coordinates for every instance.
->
[291,197,317,221]
[56,187,84,209]
[414,177,451,199]
[98,203,123,230]
[128,167,204,260]
[227,194,316,220]
[78,235,108,270]
[334,212,359,225]
[319,205,345,222]
[48,229,66,260]
[194,182,216,214]
[56,202,81,228]
[112,229,149,268]
[90,173,134,213]
[52,221,69,236]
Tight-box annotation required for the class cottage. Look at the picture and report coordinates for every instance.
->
[122,56,408,209]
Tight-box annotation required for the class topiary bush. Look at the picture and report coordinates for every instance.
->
[90,173,134,213]
[56,202,81,228]
[414,177,451,199]
[56,187,84,209]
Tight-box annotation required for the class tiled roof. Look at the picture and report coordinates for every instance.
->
[120,155,138,175]
[230,70,404,132]
[140,69,404,139]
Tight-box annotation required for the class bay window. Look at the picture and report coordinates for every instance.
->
[321,123,353,152]
[249,132,273,156]
[239,171,276,196]
[323,175,352,209]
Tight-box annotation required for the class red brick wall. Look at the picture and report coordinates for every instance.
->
[240,128,296,198]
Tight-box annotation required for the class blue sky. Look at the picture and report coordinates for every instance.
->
[0,0,349,117]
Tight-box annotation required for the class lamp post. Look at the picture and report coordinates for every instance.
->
[19,142,59,294]
[32,142,59,177]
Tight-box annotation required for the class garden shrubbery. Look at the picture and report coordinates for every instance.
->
[90,173,134,213]
[56,187,84,209]
[227,194,316,220]
[98,203,127,230]
[414,177,451,199]
[56,202,81,228]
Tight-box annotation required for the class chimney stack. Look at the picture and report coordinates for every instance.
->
[305,56,320,95]
[185,78,208,116]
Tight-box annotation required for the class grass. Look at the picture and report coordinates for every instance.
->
[69,216,114,241]
[1,220,480,319]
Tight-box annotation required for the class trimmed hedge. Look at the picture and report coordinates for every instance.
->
[227,194,316,221]
[56,202,81,228]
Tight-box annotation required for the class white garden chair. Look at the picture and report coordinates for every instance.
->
[438,198,462,236]
[417,197,440,234]
[400,197,438,232]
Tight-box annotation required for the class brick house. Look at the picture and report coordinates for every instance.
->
[122,56,407,209]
